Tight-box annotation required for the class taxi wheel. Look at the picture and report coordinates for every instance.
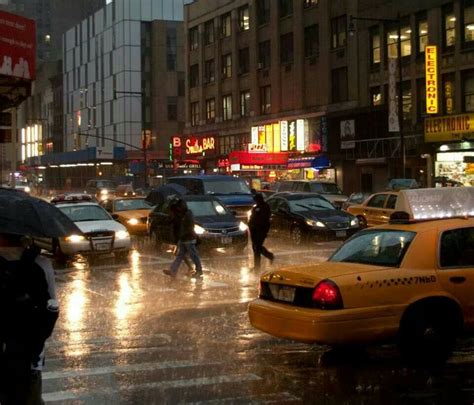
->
[291,225,303,245]
[399,305,457,364]
[357,216,367,229]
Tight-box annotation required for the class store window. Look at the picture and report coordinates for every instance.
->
[304,0,318,8]
[190,102,199,126]
[238,6,250,31]
[370,27,381,65]
[280,0,293,18]
[204,59,215,84]
[464,2,474,44]
[280,32,294,64]
[204,20,214,45]
[189,27,198,51]
[189,64,199,88]
[258,40,271,68]
[304,24,319,57]
[206,98,215,123]
[260,85,271,114]
[257,0,270,26]
[370,86,382,106]
[221,13,231,37]
[463,70,474,112]
[240,90,250,117]
[331,67,348,102]
[331,15,347,49]
[387,25,411,58]
[222,95,232,121]
[442,73,455,114]
[222,54,232,79]
[443,6,456,49]
[239,47,250,75]
[417,18,428,53]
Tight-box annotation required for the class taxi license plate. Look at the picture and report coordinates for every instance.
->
[221,236,232,244]
[269,285,295,303]
[95,242,110,251]
[336,230,347,238]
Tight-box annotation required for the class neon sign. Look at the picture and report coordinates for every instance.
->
[185,136,216,155]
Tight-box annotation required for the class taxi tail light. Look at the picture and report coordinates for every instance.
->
[312,280,343,309]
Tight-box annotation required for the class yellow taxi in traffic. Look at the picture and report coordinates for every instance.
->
[346,191,398,227]
[100,197,152,235]
[249,187,474,362]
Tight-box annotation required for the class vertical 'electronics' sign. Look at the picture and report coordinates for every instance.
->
[425,45,438,114]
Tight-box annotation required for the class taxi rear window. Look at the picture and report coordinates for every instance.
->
[330,230,416,267]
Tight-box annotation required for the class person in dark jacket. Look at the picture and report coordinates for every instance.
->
[168,198,194,273]
[0,233,59,405]
[163,199,203,278]
[248,193,274,269]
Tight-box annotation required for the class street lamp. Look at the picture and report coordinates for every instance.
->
[348,14,405,178]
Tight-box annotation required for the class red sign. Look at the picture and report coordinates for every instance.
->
[185,135,217,156]
[0,11,36,80]
[229,151,289,166]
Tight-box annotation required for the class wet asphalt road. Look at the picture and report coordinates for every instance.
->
[43,237,474,404]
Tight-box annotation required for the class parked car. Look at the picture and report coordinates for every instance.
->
[35,199,131,261]
[347,191,398,228]
[148,195,248,252]
[167,175,255,221]
[84,179,117,201]
[266,192,360,245]
[274,180,348,209]
[341,192,372,211]
[100,197,152,235]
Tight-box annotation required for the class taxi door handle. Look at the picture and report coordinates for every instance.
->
[449,276,466,284]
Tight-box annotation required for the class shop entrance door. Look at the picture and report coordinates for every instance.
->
[361,173,373,193]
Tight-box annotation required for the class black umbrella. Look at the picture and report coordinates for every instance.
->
[0,188,82,238]
[145,183,188,206]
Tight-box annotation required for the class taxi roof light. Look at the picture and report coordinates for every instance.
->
[312,280,343,310]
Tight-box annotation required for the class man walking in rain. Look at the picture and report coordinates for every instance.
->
[0,233,59,405]
[169,197,194,274]
[249,193,274,270]
[163,198,203,279]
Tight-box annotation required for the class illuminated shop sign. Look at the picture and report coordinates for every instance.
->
[425,45,438,114]
[251,119,307,153]
[248,143,268,152]
[185,136,216,155]
[425,113,474,142]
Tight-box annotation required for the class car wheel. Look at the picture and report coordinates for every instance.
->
[290,225,303,245]
[115,250,130,261]
[357,216,367,229]
[398,303,459,365]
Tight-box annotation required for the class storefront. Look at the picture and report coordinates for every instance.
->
[286,155,334,182]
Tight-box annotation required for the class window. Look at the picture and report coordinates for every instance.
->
[206,98,215,122]
[240,90,250,117]
[370,86,382,106]
[443,73,455,114]
[331,67,348,102]
[280,0,293,18]
[190,102,199,126]
[204,59,215,83]
[257,0,270,26]
[189,64,199,87]
[167,97,177,121]
[387,25,411,58]
[166,27,177,71]
[463,70,474,112]
[401,81,412,121]
[221,13,231,37]
[331,15,347,49]
[417,19,428,53]
[370,27,381,64]
[222,54,232,78]
[280,32,294,64]
[260,85,271,114]
[304,0,318,8]
[204,20,214,45]
[367,194,387,208]
[443,7,456,48]
[239,47,250,75]
[440,227,474,267]
[238,6,250,31]
[222,95,232,121]
[189,27,198,50]
[464,3,474,44]
[304,24,319,57]
[386,195,397,210]
[258,40,271,68]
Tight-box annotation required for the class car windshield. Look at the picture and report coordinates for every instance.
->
[330,230,416,267]
[96,180,116,189]
[204,180,251,195]
[187,200,229,217]
[288,197,335,212]
[309,183,343,195]
[59,205,112,222]
[114,199,151,211]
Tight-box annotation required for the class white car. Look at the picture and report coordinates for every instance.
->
[35,202,131,261]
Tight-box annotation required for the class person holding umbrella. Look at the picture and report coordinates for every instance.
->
[249,193,274,270]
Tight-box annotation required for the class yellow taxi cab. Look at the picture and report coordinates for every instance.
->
[100,197,152,235]
[249,187,474,362]
[346,191,398,227]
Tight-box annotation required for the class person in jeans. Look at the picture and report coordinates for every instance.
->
[163,199,203,279]
[168,198,194,274]
[249,193,274,270]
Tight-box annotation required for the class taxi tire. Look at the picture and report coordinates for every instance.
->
[357,216,367,229]
[398,304,457,364]
[291,225,304,245]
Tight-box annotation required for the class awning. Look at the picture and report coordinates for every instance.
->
[229,151,289,165]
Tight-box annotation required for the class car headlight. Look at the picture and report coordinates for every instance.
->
[65,234,85,243]
[100,189,108,195]
[194,224,206,235]
[350,217,359,227]
[115,230,129,240]
[24,186,31,193]
[127,218,139,226]
[306,219,326,228]
[239,221,248,232]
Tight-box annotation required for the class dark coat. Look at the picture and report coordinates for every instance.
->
[249,201,271,236]
[178,209,197,241]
